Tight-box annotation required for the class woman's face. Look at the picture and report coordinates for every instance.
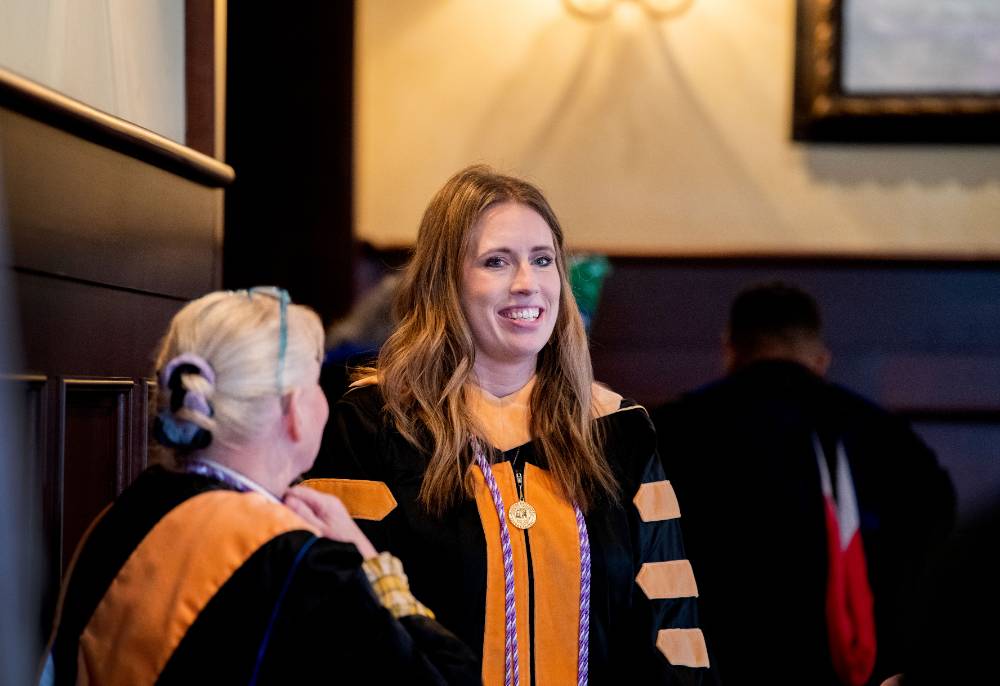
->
[460,202,561,375]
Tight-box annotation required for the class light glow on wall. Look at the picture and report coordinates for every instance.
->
[355,0,1000,257]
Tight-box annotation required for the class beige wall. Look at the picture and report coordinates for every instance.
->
[0,0,186,143]
[355,0,1000,256]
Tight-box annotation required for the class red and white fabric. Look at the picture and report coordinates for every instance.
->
[814,436,877,686]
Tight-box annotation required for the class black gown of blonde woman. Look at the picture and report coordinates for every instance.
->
[42,466,478,685]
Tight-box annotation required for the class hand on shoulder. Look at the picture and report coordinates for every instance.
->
[284,485,378,559]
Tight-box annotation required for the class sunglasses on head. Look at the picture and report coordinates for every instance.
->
[244,286,291,394]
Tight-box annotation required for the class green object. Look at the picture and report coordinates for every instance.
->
[568,254,612,333]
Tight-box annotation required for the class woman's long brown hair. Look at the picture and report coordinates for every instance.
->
[376,165,618,516]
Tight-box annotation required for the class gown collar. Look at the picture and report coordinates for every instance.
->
[467,377,536,452]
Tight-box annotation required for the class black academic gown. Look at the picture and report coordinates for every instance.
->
[43,466,478,685]
[653,359,955,686]
[897,501,1000,685]
[308,382,715,685]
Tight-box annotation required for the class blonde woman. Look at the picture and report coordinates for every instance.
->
[42,288,477,685]
[306,166,713,684]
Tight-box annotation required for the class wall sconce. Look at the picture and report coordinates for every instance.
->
[564,0,694,21]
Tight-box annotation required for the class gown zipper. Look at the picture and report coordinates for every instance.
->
[511,457,537,686]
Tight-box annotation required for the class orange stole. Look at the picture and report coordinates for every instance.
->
[471,461,582,685]
[299,478,397,520]
[76,491,317,686]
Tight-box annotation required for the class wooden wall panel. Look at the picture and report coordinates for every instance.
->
[185,0,219,158]
[12,270,184,378]
[589,258,1000,410]
[1,108,221,299]
[60,379,137,574]
[587,257,1000,522]
[1,67,233,642]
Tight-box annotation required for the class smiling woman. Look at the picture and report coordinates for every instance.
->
[461,202,561,392]
[306,165,715,685]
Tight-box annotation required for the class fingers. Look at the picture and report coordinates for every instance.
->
[283,487,377,558]
[285,485,350,520]
[353,534,378,560]
[284,494,328,532]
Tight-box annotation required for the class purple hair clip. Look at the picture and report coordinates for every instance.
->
[160,353,216,418]
[160,353,216,388]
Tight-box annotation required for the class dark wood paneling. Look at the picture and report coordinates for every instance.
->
[60,380,135,575]
[185,0,218,158]
[1,71,227,645]
[589,259,1000,411]
[2,372,151,639]
[587,257,1000,523]
[12,270,184,379]
[2,109,222,299]
[224,1,354,323]
[136,379,154,481]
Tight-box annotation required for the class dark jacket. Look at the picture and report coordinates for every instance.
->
[653,360,955,686]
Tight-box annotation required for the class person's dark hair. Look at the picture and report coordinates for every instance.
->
[728,282,822,356]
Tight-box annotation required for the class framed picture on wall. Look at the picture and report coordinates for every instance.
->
[792,0,1000,142]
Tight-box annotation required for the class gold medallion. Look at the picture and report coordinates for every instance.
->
[508,500,537,530]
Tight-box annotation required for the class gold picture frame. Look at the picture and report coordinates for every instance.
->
[792,0,1000,142]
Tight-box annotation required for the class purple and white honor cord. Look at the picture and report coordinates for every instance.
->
[473,443,592,686]
[574,500,591,686]
[474,445,521,686]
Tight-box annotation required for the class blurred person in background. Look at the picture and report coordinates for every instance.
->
[653,282,954,686]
